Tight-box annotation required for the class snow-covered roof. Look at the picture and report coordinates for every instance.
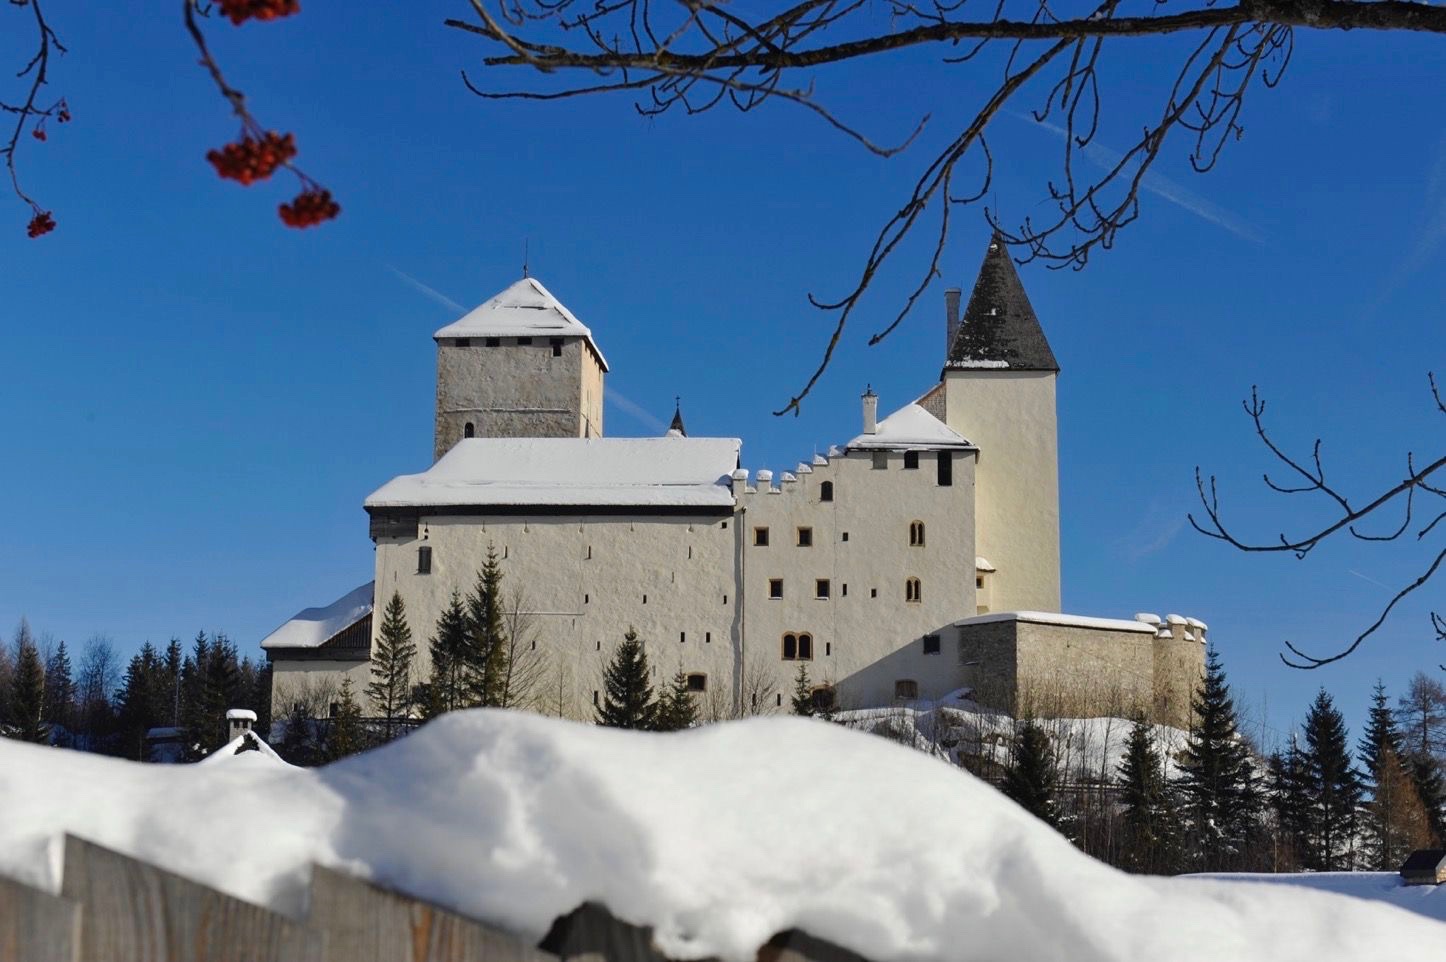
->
[226,709,257,722]
[365,437,741,510]
[433,277,609,371]
[846,403,974,451]
[955,610,1156,634]
[975,556,996,572]
[260,582,374,651]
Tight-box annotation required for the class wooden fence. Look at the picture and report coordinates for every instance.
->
[0,836,865,962]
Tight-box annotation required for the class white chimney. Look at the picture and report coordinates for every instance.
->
[862,386,878,435]
[226,708,257,742]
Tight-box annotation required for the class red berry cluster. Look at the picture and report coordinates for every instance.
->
[206,132,297,185]
[32,126,45,142]
[218,0,300,25]
[57,100,71,124]
[279,189,339,228]
[27,211,55,238]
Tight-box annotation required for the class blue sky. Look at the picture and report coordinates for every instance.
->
[2,3,1442,745]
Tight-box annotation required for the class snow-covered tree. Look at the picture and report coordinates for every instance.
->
[1176,647,1260,871]
[368,591,415,737]
[1002,721,1057,828]
[655,668,698,732]
[597,628,657,730]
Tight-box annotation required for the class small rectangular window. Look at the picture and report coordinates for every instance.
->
[680,632,686,643]
[769,579,784,599]
[872,451,888,470]
[841,584,848,597]
[417,546,432,574]
[584,593,589,604]
[484,336,500,347]
[642,594,648,604]
[517,336,533,345]
[895,680,919,700]
[841,532,849,542]
[976,576,984,589]
[923,634,941,655]
[904,451,919,470]
[825,642,831,656]
[796,527,813,547]
[870,588,878,598]
[753,526,770,547]
[686,673,707,692]
[455,338,471,347]
[723,595,728,605]
[815,579,830,599]
[937,451,953,486]
[593,690,599,705]
[550,338,563,357]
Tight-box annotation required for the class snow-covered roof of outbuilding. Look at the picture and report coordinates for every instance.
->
[366,437,741,510]
[260,582,374,651]
[434,277,609,370]
[955,611,1156,634]
[846,403,974,451]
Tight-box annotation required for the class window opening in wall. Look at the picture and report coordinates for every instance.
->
[484,336,500,347]
[680,632,686,643]
[417,546,432,574]
[815,579,830,599]
[906,577,922,603]
[798,634,814,660]
[584,594,589,604]
[909,521,926,546]
[976,576,984,589]
[776,693,782,707]
[820,481,834,502]
[753,526,770,547]
[841,532,849,542]
[841,584,847,597]
[587,545,593,560]
[503,546,509,559]
[330,702,340,718]
[782,633,797,660]
[796,527,813,547]
[456,338,471,347]
[723,595,728,605]
[705,632,711,644]
[895,679,919,700]
[769,579,783,599]
[531,640,537,651]
[517,336,533,345]
[596,641,601,651]
[593,690,599,705]
[870,588,878,598]
[923,634,941,655]
[937,451,953,486]
[464,422,475,438]
[811,687,836,712]
[643,594,648,605]
[872,451,888,470]
[722,521,728,530]
[825,642,831,656]
[904,450,919,470]
[688,546,693,559]
[686,673,707,692]
[550,338,563,356]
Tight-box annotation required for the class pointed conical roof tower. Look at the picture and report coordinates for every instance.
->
[667,397,687,437]
[944,233,1058,375]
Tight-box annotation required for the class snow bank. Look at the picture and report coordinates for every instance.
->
[1194,871,1446,925]
[1,711,1441,961]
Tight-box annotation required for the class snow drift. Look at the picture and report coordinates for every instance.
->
[0,710,1441,961]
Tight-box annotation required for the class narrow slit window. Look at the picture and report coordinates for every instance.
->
[680,632,686,644]
[705,632,711,644]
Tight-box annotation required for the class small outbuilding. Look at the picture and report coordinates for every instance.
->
[1398,849,1446,885]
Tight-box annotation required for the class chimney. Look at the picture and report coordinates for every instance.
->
[861,385,878,435]
[226,708,257,742]
[945,288,962,358]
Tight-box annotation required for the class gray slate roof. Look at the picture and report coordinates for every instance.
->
[944,233,1059,373]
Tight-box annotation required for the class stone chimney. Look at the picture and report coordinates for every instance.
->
[862,386,878,435]
[226,708,257,742]
[945,288,962,358]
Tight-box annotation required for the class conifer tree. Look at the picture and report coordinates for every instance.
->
[655,668,698,732]
[367,591,416,737]
[42,640,75,737]
[425,591,469,717]
[1366,743,1435,867]
[1409,754,1446,845]
[790,663,814,717]
[325,678,366,762]
[1358,680,1402,785]
[117,642,167,760]
[597,628,657,730]
[1002,720,1057,827]
[464,546,509,707]
[9,632,46,743]
[1268,741,1311,870]
[1300,688,1364,870]
[1177,647,1260,871]
[1117,716,1177,873]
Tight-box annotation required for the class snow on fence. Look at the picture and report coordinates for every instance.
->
[0,835,862,962]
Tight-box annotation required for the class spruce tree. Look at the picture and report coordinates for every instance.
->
[1117,716,1176,873]
[425,591,469,717]
[655,669,698,732]
[1268,739,1311,870]
[1002,720,1057,827]
[1300,688,1364,870]
[790,663,814,717]
[1358,680,1402,784]
[42,640,75,738]
[117,642,167,760]
[597,628,657,730]
[1177,647,1260,871]
[325,679,366,762]
[10,633,46,743]
[1409,754,1446,844]
[464,546,509,707]
[368,591,416,737]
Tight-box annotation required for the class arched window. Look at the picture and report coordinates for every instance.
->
[797,633,813,660]
[905,577,922,603]
[895,679,919,700]
[782,633,797,660]
[820,480,834,502]
[463,422,475,438]
[909,521,925,546]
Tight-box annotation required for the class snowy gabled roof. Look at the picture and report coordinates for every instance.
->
[846,403,975,451]
[433,277,609,371]
[955,611,1156,634]
[260,582,374,651]
[365,437,741,510]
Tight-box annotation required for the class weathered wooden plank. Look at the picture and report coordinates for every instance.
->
[0,874,81,962]
[60,835,323,962]
[307,864,556,962]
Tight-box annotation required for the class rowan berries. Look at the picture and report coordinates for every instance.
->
[27,211,55,238]
[57,100,71,123]
[32,126,45,142]
[206,132,297,185]
[218,0,300,26]
[278,189,340,228]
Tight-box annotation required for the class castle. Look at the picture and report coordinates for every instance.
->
[262,236,1207,727]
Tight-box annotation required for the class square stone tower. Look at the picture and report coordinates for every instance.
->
[433,277,608,459]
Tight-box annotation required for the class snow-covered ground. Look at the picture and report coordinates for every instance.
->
[1,711,1442,961]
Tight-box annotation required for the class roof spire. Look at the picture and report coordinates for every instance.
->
[668,397,687,437]
[943,232,1059,375]
[522,238,529,278]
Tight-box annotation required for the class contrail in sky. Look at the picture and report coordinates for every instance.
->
[1013,114,1265,245]
[387,265,669,434]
